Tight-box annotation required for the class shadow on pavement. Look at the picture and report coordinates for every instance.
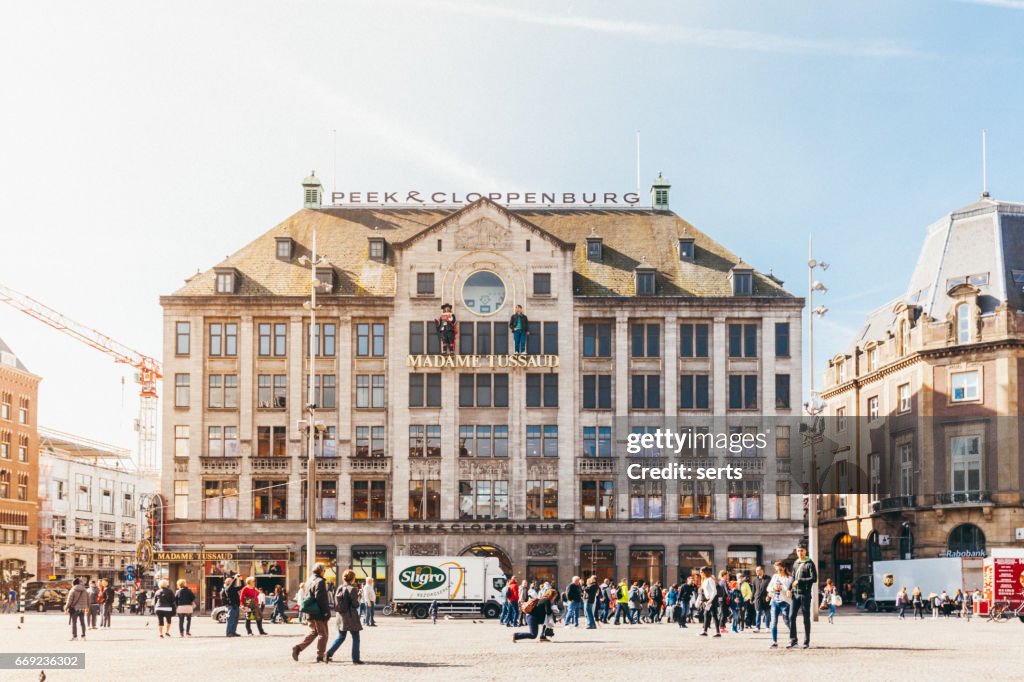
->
[362,662,467,668]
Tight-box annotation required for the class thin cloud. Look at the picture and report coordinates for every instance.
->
[957,0,1024,8]
[413,0,926,58]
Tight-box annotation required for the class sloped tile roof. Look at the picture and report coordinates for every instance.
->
[168,201,793,299]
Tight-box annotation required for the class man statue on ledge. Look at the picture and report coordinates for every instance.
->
[435,303,457,355]
[509,304,529,355]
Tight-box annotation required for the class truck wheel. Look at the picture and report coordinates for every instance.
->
[412,604,429,620]
[483,603,500,619]
[1019,615,1024,624]
[867,602,878,613]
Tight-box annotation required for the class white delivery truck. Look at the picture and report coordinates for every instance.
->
[868,557,982,611]
[391,555,506,620]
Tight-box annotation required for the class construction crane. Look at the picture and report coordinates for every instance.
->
[0,283,161,472]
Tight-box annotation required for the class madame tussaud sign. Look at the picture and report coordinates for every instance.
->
[407,354,560,368]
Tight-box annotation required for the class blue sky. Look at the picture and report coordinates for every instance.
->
[0,0,1022,449]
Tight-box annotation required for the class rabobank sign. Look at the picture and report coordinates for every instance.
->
[399,565,448,590]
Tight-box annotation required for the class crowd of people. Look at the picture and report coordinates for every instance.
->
[507,546,830,649]
[895,586,979,620]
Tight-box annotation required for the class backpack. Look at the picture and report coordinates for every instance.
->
[523,598,539,614]
[220,583,231,604]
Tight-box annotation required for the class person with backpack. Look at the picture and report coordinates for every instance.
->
[64,578,90,641]
[699,567,721,637]
[614,579,630,625]
[292,563,331,663]
[820,578,838,624]
[326,569,364,665]
[222,573,243,637]
[788,546,818,649]
[729,578,745,633]
[242,576,267,635]
[513,588,556,642]
[650,582,664,622]
[677,576,695,628]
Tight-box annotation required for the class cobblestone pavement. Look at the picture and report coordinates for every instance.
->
[2,609,1023,681]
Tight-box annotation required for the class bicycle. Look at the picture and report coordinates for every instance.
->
[381,600,395,617]
[985,601,1024,623]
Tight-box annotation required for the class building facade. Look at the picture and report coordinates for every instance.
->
[160,174,804,609]
[0,337,40,593]
[819,196,1024,600]
[36,428,159,584]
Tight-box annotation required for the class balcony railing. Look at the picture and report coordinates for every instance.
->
[350,457,391,473]
[251,456,292,473]
[578,458,614,475]
[726,456,765,474]
[201,456,241,474]
[300,457,341,474]
[933,490,993,506]
[871,495,917,514]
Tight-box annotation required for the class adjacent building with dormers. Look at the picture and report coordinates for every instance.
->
[819,195,1024,601]
[0,337,40,592]
[159,174,804,610]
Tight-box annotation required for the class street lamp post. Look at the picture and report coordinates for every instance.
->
[300,229,326,579]
[805,235,829,623]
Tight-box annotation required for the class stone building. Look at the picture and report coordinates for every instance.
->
[0,336,40,594]
[159,173,804,610]
[36,428,158,584]
[819,195,1024,600]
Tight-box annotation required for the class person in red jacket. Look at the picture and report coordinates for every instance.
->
[503,577,520,627]
[241,577,267,635]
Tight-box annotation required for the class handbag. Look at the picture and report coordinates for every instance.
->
[177,604,194,615]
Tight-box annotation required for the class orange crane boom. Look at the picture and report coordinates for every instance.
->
[0,282,162,469]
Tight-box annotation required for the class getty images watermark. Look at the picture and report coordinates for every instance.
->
[624,427,768,481]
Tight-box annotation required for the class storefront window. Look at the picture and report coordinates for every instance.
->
[678,547,714,582]
[301,546,338,586]
[352,547,387,601]
[526,561,557,588]
[580,546,615,581]
[725,546,761,577]
[628,547,664,586]
[352,480,387,520]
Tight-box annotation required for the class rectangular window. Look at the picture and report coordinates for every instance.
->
[582,374,612,409]
[272,375,286,408]
[581,480,614,520]
[258,323,272,356]
[252,480,287,520]
[273,323,287,356]
[630,479,664,519]
[728,323,758,358]
[680,323,710,358]
[533,272,551,296]
[776,480,791,519]
[631,374,661,409]
[256,426,287,457]
[409,479,441,520]
[204,479,239,520]
[458,374,509,407]
[636,271,655,295]
[775,426,790,459]
[631,323,661,357]
[524,425,557,457]
[174,425,189,458]
[775,322,790,357]
[582,426,612,457]
[307,323,337,357]
[951,435,982,494]
[525,480,557,519]
[175,322,190,355]
[680,374,710,410]
[173,480,188,519]
[528,374,561,405]
[208,374,223,408]
[352,480,387,520]
[868,454,880,503]
[727,479,762,519]
[837,407,847,432]
[209,323,222,356]
[733,272,752,295]
[868,396,879,420]
[951,371,980,402]
[356,323,384,356]
[775,374,791,409]
[899,443,914,496]
[898,383,911,413]
[417,272,435,295]
[174,374,190,408]
[582,323,612,358]
[409,373,441,407]
[728,375,758,410]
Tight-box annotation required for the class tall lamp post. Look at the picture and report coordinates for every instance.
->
[299,230,327,579]
[804,235,829,623]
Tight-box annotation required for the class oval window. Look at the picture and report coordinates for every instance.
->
[462,271,506,316]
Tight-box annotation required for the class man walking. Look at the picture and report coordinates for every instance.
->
[361,578,377,626]
[751,566,771,632]
[613,579,630,625]
[788,546,818,649]
[86,580,100,629]
[64,578,90,641]
[224,573,243,637]
[509,305,529,354]
[100,579,115,627]
[563,576,583,628]
[293,562,332,662]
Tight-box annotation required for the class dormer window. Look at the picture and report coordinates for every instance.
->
[369,238,386,262]
[314,265,335,293]
[275,237,294,261]
[730,265,753,296]
[214,267,239,294]
[586,237,603,262]
[678,238,695,261]
[635,268,656,295]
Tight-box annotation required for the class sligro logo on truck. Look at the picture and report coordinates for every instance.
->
[399,565,448,590]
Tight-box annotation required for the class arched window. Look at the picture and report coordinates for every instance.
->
[948,524,986,556]
[833,533,853,561]
[867,531,882,565]
[899,522,914,560]
[956,303,971,344]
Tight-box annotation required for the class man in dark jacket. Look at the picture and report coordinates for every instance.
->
[509,305,529,354]
[293,563,331,662]
[563,576,583,628]
[225,573,243,637]
[101,580,115,627]
[788,546,818,649]
[751,565,771,632]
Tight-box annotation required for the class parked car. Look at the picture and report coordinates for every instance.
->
[211,599,299,623]
[27,588,69,612]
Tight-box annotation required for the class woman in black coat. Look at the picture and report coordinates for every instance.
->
[154,580,176,639]
[513,589,556,642]
[174,580,196,637]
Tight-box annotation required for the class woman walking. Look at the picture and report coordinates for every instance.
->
[911,587,925,620]
[699,567,721,637]
[766,561,793,648]
[821,578,837,624]
[272,585,288,623]
[896,587,908,620]
[242,577,267,635]
[154,579,176,639]
[326,569,364,664]
[174,579,195,637]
